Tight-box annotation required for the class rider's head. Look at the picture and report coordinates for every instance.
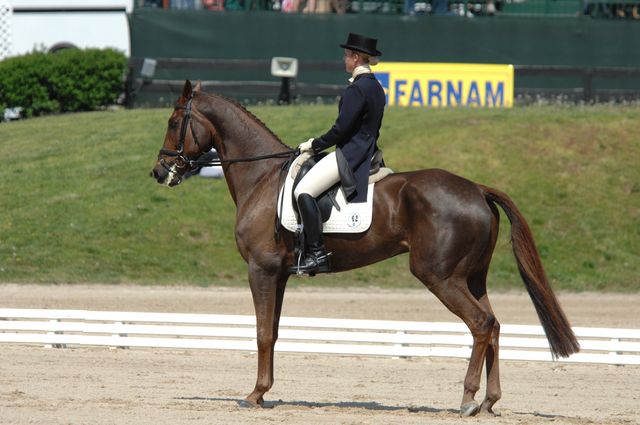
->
[339,33,382,73]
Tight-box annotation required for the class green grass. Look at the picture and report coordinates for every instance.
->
[0,104,638,291]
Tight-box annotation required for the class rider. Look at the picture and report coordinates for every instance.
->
[292,33,386,275]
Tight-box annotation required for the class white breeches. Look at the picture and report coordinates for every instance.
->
[294,151,341,199]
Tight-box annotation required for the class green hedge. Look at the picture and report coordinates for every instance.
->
[0,49,127,117]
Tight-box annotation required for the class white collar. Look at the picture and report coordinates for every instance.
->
[348,64,372,84]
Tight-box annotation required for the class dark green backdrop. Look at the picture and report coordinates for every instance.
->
[128,10,640,100]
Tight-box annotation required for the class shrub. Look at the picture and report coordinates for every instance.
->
[0,48,127,117]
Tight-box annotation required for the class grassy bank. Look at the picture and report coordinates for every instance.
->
[0,104,638,291]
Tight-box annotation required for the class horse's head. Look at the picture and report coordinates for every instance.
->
[151,80,215,187]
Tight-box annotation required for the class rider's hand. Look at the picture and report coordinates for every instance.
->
[298,138,315,154]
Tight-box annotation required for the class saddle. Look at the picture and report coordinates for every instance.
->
[290,150,387,224]
[290,152,336,224]
[277,150,393,234]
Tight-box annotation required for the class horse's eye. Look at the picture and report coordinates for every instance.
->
[168,120,178,129]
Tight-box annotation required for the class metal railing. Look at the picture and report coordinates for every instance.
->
[515,65,640,103]
[124,57,640,106]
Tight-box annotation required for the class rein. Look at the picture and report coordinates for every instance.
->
[158,91,299,171]
[191,149,299,167]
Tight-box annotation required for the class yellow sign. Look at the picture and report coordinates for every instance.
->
[372,62,514,108]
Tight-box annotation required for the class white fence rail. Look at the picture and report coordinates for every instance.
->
[1,308,639,365]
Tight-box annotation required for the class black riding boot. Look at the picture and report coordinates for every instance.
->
[291,193,331,275]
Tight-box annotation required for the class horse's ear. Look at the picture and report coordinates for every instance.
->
[182,80,193,98]
[193,80,202,92]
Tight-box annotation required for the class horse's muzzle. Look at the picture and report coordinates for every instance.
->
[151,164,168,184]
[151,161,184,187]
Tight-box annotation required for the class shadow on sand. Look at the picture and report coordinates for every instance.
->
[174,396,575,421]
[174,396,457,414]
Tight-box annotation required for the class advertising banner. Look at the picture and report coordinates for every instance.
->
[373,62,514,108]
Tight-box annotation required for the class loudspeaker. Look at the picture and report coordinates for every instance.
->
[271,57,298,78]
[140,58,157,81]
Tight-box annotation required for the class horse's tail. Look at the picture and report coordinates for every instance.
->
[480,184,580,358]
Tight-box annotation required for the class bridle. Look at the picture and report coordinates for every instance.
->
[157,91,298,175]
[157,91,203,174]
[155,90,304,238]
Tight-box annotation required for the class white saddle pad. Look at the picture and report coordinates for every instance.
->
[277,155,376,234]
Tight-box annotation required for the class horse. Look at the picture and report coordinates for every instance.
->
[151,80,580,417]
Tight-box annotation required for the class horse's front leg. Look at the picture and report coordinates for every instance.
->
[242,263,288,408]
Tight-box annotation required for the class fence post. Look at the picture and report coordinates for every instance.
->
[392,330,408,359]
[123,66,135,109]
[609,337,621,359]
[0,0,12,60]
[582,67,594,103]
[110,321,129,350]
[45,319,66,349]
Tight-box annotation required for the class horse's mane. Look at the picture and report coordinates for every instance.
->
[202,91,293,151]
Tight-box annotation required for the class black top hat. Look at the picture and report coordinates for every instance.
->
[340,33,382,57]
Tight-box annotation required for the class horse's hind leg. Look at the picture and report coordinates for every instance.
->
[469,271,502,415]
[479,294,501,415]
[432,278,496,416]
[411,261,495,416]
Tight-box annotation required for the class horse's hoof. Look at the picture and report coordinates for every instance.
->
[480,399,501,416]
[238,399,260,408]
[483,408,501,417]
[460,401,481,417]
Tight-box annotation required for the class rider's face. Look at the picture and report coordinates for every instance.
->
[343,49,359,74]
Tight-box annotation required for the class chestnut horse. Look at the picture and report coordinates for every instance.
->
[151,81,579,416]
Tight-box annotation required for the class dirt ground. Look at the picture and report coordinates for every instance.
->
[1,284,639,425]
